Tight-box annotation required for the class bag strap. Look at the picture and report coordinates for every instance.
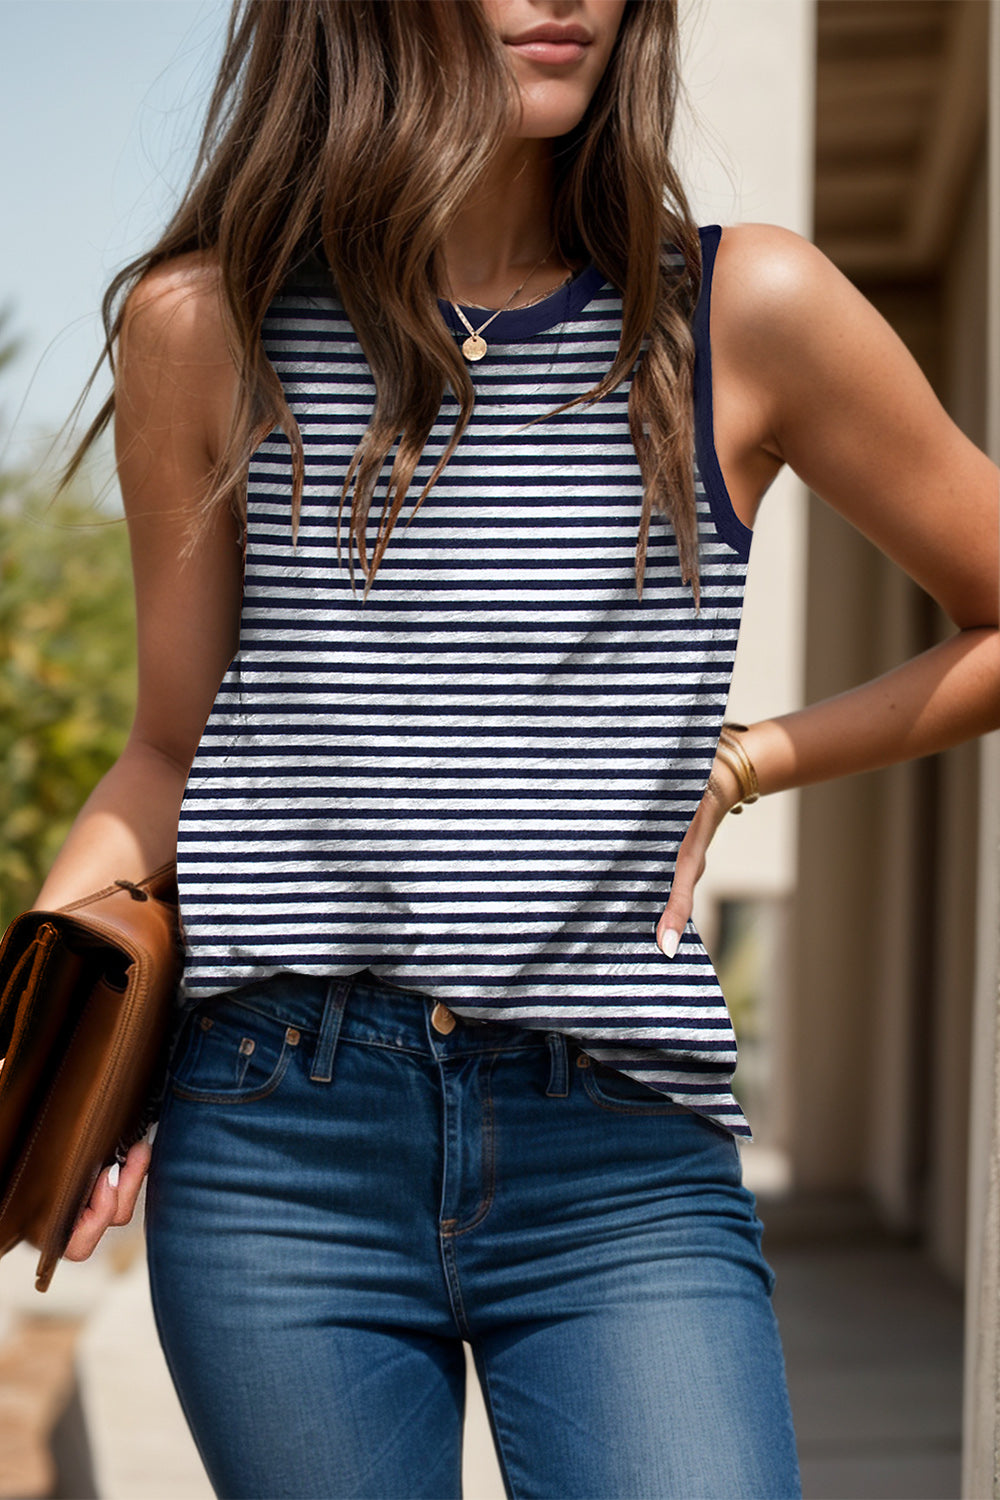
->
[56,861,178,917]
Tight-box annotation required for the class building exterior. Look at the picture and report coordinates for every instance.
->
[681,1,999,1489]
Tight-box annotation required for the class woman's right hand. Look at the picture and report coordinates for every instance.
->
[654,750,743,958]
[62,1137,153,1262]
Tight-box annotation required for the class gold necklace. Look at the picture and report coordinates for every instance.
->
[447,244,569,362]
[509,269,575,311]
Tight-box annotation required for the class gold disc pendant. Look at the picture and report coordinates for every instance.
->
[462,334,488,362]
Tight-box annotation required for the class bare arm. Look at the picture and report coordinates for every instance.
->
[35,252,245,1255]
[35,253,244,907]
[657,223,999,952]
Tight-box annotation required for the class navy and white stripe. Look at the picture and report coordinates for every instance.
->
[176,224,756,1137]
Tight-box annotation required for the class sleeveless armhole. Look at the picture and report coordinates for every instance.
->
[693,225,754,561]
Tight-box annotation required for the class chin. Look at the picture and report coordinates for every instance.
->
[515,87,592,140]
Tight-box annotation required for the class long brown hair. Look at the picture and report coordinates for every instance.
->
[58,0,703,602]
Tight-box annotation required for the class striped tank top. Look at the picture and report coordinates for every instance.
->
[176,224,755,1138]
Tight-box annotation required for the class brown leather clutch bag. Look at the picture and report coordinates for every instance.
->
[0,862,182,1291]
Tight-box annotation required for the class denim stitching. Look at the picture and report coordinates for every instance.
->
[171,1035,296,1105]
[437,1235,473,1341]
[581,1064,689,1116]
[544,1031,570,1096]
[310,978,348,1082]
[355,1035,542,1062]
[187,993,552,1062]
[201,995,317,1034]
[446,1051,499,1238]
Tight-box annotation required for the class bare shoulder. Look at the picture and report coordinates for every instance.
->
[114,248,245,764]
[707,223,998,628]
[116,249,238,470]
[707,220,934,452]
[713,221,823,278]
[120,248,230,359]
[694,224,839,519]
[709,223,858,355]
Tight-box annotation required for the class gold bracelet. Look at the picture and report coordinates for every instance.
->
[714,721,760,814]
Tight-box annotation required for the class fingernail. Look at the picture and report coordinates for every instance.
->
[660,928,680,959]
[108,1162,120,1189]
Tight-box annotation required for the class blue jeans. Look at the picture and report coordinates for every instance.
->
[145,970,800,1500]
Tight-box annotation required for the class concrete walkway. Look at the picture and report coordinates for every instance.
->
[771,1241,963,1500]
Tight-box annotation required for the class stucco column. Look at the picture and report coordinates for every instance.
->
[961,3,1000,1493]
[676,0,815,1173]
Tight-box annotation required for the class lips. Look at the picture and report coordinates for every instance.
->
[508,39,588,63]
[506,22,592,44]
[504,23,593,64]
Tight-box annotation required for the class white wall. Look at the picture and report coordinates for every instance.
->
[676,0,816,907]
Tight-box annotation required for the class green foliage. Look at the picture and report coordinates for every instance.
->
[0,485,136,927]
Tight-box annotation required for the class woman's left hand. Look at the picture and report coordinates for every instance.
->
[62,1136,153,1263]
[654,755,742,958]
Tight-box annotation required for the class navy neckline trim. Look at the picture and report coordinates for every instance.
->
[437,261,608,344]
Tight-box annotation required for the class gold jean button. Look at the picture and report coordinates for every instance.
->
[431,1002,457,1035]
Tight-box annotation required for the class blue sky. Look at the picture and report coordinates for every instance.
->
[2,0,230,474]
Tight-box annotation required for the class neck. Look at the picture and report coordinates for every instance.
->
[438,138,567,305]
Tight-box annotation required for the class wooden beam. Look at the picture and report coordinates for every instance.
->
[817,1,947,47]
[818,52,939,109]
[815,166,911,223]
[817,101,927,158]
[904,0,989,267]
[814,231,920,278]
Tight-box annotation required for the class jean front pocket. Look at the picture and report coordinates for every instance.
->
[578,1054,690,1115]
[170,998,303,1104]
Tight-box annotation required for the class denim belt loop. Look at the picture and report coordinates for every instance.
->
[310,978,349,1083]
[544,1031,570,1097]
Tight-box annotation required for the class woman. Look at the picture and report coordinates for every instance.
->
[36,1,998,1496]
